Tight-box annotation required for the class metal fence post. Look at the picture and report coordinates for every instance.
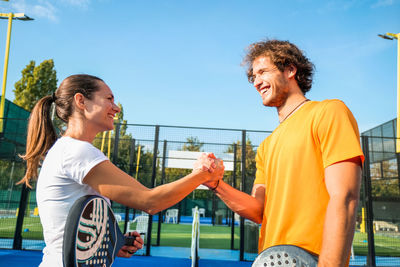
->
[112,122,120,164]
[146,125,159,256]
[211,194,216,225]
[109,122,120,208]
[123,138,136,233]
[361,136,376,267]
[156,140,167,246]
[240,130,246,261]
[231,143,237,250]
[396,152,400,193]
[12,183,30,250]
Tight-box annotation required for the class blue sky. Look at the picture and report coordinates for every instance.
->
[0,0,399,133]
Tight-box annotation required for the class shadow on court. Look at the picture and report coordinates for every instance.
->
[0,249,253,267]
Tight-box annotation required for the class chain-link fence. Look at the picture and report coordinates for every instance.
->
[0,122,270,261]
[360,120,400,266]
[1,119,400,265]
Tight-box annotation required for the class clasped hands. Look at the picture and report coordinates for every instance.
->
[193,153,225,189]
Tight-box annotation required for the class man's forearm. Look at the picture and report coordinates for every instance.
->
[318,196,358,267]
[213,180,264,224]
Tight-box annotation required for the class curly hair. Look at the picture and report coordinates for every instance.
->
[243,39,315,94]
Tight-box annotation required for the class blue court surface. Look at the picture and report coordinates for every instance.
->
[118,214,234,225]
[1,248,400,266]
[0,249,252,267]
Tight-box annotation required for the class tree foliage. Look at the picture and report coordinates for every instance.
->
[165,136,202,182]
[182,136,203,152]
[225,139,257,194]
[370,160,400,198]
[13,59,57,111]
[165,136,208,199]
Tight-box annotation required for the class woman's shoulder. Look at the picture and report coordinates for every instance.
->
[57,136,104,159]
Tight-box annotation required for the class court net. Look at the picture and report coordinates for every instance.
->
[191,206,200,267]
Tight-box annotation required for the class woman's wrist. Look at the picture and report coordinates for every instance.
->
[191,168,210,184]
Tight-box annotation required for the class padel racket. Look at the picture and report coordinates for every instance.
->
[63,195,136,267]
[252,245,318,267]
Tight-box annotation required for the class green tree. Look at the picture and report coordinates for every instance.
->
[13,59,57,111]
[226,139,257,194]
[165,136,208,199]
[182,136,203,152]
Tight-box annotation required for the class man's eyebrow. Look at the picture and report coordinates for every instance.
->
[253,68,268,75]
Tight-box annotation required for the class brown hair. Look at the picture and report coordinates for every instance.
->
[19,74,104,188]
[243,39,314,94]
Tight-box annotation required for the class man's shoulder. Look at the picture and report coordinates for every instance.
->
[312,99,346,108]
[309,99,349,114]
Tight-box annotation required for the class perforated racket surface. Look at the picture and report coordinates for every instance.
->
[63,195,135,267]
[252,245,318,267]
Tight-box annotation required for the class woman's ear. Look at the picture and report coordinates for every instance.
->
[73,93,86,111]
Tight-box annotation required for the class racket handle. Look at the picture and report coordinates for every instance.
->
[124,236,136,246]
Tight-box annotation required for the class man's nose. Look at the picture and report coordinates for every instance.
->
[253,76,262,90]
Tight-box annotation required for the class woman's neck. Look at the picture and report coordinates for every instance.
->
[64,118,97,143]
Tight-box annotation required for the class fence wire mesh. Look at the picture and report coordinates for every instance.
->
[1,120,400,265]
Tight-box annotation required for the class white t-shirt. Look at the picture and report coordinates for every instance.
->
[36,136,108,267]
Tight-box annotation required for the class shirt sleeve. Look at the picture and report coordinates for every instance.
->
[254,140,266,185]
[315,99,365,168]
[62,140,109,184]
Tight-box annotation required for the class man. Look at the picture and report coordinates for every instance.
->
[205,40,364,266]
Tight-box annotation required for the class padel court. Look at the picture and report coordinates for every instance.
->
[1,102,400,266]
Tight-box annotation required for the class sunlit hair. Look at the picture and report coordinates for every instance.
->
[243,39,314,94]
[18,74,104,188]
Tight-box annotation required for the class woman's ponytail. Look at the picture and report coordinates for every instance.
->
[18,95,57,188]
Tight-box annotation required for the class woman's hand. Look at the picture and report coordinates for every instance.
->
[193,153,225,183]
[117,231,144,257]
[193,152,217,172]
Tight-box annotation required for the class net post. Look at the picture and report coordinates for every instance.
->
[191,206,200,267]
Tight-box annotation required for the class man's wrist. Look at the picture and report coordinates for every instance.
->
[206,180,220,192]
[210,180,220,191]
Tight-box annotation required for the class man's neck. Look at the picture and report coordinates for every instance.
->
[277,93,307,123]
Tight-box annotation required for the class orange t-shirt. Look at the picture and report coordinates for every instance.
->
[254,99,364,256]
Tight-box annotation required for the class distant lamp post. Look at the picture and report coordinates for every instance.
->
[0,13,33,133]
[379,32,400,152]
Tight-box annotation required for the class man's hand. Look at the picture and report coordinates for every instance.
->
[193,153,225,183]
[117,231,144,257]
[196,153,224,189]
[193,152,217,172]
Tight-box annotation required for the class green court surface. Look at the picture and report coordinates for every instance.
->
[0,216,240,249]
[1,216,400,256]
[353,231,400,257]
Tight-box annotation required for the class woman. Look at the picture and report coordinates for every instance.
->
[19,74,224,266]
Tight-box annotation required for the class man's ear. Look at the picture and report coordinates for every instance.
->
[73,93,86,111]
[286,64,297,79]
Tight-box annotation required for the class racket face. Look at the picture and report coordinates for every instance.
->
[252,245,318,267]
[63,195,125,267]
